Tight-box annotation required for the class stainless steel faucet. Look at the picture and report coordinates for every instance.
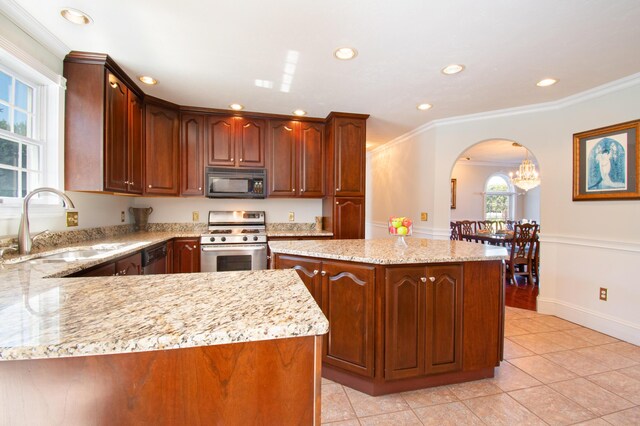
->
[18,187,76,255]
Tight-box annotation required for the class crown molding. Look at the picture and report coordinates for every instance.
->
[372,72,640,155]
[0,33,65,86]
[0,0,70,59]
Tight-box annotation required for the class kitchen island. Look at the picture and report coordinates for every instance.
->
[270,238,508,395]
[0,249,328,425]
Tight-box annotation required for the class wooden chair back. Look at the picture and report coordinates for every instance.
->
[477,220,494,233]
[450,222,461,240]
[506,223,538,284]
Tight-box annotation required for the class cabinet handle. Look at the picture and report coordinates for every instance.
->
[313,269,319,275]
[421,277,427,282]
[429,277,436,282]
[321,271,326,276]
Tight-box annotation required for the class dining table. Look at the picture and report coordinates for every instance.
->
[461,231,514,246]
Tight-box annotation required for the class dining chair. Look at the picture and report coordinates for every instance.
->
[505,223,538,285]
[505,220,519,231]
[457,220,477,242]
[495,220,505,231]
[450,222,461,240]
[477,220,494,233]
[530,224,541,285]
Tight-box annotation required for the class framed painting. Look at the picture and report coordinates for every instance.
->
[573,119,640,201]
[451,178,457,209]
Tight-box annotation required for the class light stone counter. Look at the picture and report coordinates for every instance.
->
[267,230,334,238]
[0,232,328,361]
[269,237,508,264]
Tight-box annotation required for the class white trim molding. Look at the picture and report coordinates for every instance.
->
[540,234,640,253]
[537,297,640,346]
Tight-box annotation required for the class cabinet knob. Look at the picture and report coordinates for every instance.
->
[230,158,234,161]
[300,189,304,192]
[429,277,436,282]
[336,201,339,205]
[313,269,319,275]
[148,185,152,188]
[130,181,134,186]
[321,271,326,276]
[124,180,129,185]
[336,187,340,191]
[239,158,243,162]
[421,277,427,282]
[193,245,197,249]
[292,189,295,192]
[198,187,202,191]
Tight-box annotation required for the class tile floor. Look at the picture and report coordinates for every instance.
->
[321,306,640,425]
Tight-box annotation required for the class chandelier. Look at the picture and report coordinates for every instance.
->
[509,144,540,191]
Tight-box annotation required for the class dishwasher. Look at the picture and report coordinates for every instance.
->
[142,243,167,275]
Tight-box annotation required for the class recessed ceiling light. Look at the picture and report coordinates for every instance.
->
[334,47,358,60]
[60,8,93,25]
[536,78,558,87]
[292,109,307,116]
[138,76,157,85]
[441,64,465,75]
[229,103,244,111]
[416,103,432,111]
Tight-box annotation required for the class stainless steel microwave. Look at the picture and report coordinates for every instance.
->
[205,167,266,198]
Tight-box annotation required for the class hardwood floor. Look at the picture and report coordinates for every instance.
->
[505,277,538,311]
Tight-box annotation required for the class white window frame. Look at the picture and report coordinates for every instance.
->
[0,34,65,219]
[483,173,516,221]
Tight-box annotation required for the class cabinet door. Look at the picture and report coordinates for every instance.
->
[79,262,116,277]
[115,252,142,276]
[321,260,375,377]
[334,117,365,196]
[385,267,425,380]
[127,91,143,194]
[276,255,322,306]
[173,239,201,273]
[145,104,180,195]
[104,72,128,193]
[299,122,325,197]
[207,116,235,166]
[181,113,205,196]
[166,240,174,274]
[236,117,265,167]
[424,264,463,374]
[334,197,365,239]
[268,120,297,196]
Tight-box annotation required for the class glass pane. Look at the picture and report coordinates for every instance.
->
[485,194,510,220]
[486,175,509,192]
[22,143,39,170]
[0,168,18,197]
[0,104,9,131]
[0,71,10,102]
[21,171,26,198]
[0,138,19,166]
[15,80,32,111]
[14,110,28,136]
[25,170,40,193]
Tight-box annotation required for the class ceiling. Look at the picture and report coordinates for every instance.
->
[6,0,640,150]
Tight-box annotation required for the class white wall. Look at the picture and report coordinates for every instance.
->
[368,75,640,344]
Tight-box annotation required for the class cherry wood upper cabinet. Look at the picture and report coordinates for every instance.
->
[64,53,145,194]
[206,116,265,168]
[145,103,180,196]
[329,116,367,197]
[180,113,205,196]
[268,120,325,198]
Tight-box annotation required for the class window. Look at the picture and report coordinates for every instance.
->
[0,68,42,198]
[484,174,515,220]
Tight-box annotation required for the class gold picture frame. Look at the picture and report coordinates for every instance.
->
[451,178,457,209]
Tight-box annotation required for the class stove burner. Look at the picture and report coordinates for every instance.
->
[241,229,260,234]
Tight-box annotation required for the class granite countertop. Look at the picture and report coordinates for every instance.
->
[0,232,328,361]
[269,238,508,264]
[267,230,334,238]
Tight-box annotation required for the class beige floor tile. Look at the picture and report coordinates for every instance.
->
[564,328,619,345]
[510,333,570,354]
[509,385,595,425]
[400,385,457,408]
[536,331,593,349]
[549,377,634,417]
[511,308,544,319]
[505,310,525,321]
[504,338,536,359]
[489,361,542,391]
[587,370,640,404]
[542,350,613,376]
[322,420,360,426]
[447,379,503,400]
[344,387,409,418]
[321,383,358,423]
[533,316,582,330]
[600,341,640,362]
[510,318,558,333]
[602,406,640,425]
[358,410,421,425]
[509,355,578,383]
[322,377,336,385]
[574,346,638,370]
[413,401,483,426]
[618,364,640,381]
[571,419,612,425]
[505,322,530,337]
[463,393,546,425]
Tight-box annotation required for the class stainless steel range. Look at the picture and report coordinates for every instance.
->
[200,211,268,272]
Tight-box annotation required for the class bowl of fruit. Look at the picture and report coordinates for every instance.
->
[389,216,412,247]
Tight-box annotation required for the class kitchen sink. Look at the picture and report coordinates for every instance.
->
[37,249,111,261]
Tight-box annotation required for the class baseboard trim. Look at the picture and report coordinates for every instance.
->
[537,297,640,346]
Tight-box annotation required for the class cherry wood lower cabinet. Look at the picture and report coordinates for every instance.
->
[274,254,504,395]
[173,238,201,273]
[0,336,323,425]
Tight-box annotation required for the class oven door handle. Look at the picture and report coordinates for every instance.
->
[201,245,266,252]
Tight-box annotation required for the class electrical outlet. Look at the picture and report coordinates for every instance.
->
[288,211,295,222]
[420,212,428,221]
[599,287,608,301]
[121,211,125,223]
[192,211,200,222]
[66,211,78,227]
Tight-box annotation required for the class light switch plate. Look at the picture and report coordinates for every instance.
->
[420,212,428,221]
[192,211,200,222]
[288,211,295,222]
[66,211,79,227]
